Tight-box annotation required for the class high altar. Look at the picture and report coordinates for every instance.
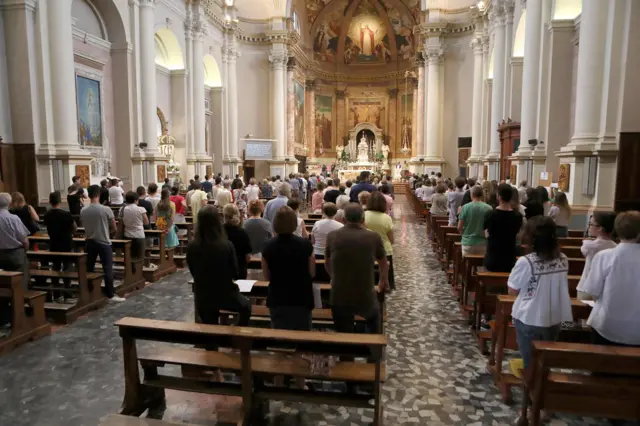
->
[336,122,390,181]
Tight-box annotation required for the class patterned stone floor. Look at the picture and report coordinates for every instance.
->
[0,196,616,425]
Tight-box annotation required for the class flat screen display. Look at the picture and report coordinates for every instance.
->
[244,140,273,160]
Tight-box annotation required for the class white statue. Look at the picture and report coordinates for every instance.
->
[381,143,390,160]
[336,145,344,160]
[358,136,369,158]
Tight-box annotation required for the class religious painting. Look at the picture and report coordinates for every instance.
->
[400,0,420,21]
[313,0,347,62]
[157,165,166,183]
[348,97,386,129]
[558,164,571,192]
[305,0,332,25]
[380,0,414,59]
[399,93,413,149]
[294,80,305,145]
[344,0,390,64]
[75,165,90,188]
[75,75,103,147]
[206,165,213,177]
[315,94,333,151]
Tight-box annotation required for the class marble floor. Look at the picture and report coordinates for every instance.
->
[0,196,616,425]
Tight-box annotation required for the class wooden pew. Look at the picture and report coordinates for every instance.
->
[567,229,585,238]
[0,272,50,355]
[522,341,640,425]
[248,256,331,283]
[442,233,461,279]
[115,317,387,425]
[28,237,145,297]
[143,230,177,282]
[27,251,106,323]
[174,222,194,268]
[488,295,593,404]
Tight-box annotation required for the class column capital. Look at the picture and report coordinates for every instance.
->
[471,36,484,55]
[287,57,296,72]
[489,0,506,27]
[411,53,425,68]
[388,88,398,99]
[424,48,444,64]
[268,45,288,70]
[412,77,419,89]
[138,0,156,7]
[184,18,194,39]
[305,79,317,91]
[335,89,346,100]
[193,21,209,42]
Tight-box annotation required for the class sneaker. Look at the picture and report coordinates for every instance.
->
[149,263,159,270]
[188,279,194,284]
[109,296,126,303]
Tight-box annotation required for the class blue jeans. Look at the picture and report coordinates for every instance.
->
[86,239,115,298]
[514,319,561,369]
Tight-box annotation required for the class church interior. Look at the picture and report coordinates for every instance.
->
[0,0,640,425]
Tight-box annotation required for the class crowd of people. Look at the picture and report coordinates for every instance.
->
[410,173,640,377]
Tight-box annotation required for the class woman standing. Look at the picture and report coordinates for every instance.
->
[548,192,572,237]
[311,182,325,214]
[577,212,617,299]
[187,206,251,326]
[232,179,248,219]
[508,216,572,371]
[10,192,40,235]
[365,191,395,290]
[429,184,449,216]
[223,203,252,279]
[154,189,179,249]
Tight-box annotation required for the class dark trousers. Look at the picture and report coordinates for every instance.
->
[0,248,29,324]
[127,237,146,261]
[387,255,395,290]
[49,243,72,287]
[332,301,381,335]
[592,329,640,348]
[199,293,252,327]
[86,239,115,298]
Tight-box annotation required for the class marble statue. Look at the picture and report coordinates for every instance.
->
[381,143,390,160]
[336,144,344,160]
[358,136,369,159]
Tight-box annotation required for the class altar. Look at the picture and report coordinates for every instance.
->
[338,167,373,182]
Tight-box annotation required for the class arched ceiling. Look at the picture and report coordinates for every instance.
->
[310,0,418,67]
[232,0,277,20]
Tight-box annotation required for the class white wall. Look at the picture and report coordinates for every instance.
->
[156,67,172,131]
[236,46,271,141]
[0,13,13,143]
[442,35,474,175]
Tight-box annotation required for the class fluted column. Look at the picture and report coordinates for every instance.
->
[139,0,158,152]
[184,16,195,159]
[306,80,317,157]
[470,37,484,162]
[48,0,80,150]
[269,44,288,159]
[488,3,505,159]
[411,77,418,157]
[519,0,543,147]
[425,49,443,160]
[480,32,491,157]
[193,23,207,157]
[416,57,425,158]
[502,1,514,114]
[225,33,240,163]
[564,0,609,150]
[286,59,295,157]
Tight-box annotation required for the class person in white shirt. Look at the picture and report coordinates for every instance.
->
[246,178,260,203]
[577,212,617,300]
[117,191,149,260]
[215,181,233,209]
[577,211,640,346]
[508,216,572,369]
[145,183,161,210]
[311,202,343,258]
[421,180,435,202]
[287,198,308,239]
[108,178,125,205]
[548,192,571,237]
[344,180,353,197]
[415,183,424,200]
[211,176,221,201]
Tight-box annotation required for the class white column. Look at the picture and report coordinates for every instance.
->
[425,49,443,160]
[184,16,194,160]
[470,37,484,160]
[422,61,429,157]
[227,37,239,162]
[519,0,542,146]
[565,0,609,149]
[488,4,506,158]
[193,24,207,156]
[416,58,425,158]
[269,44,287,160]
[139,0,158,152]
[47,0,79,149]
[502,1,514,116]
[535,0,552,142]
[480,32,491,157]
[286,60,295,157]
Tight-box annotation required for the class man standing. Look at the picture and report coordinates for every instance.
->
[325,203,388,334]
[215,181,233,209]
[81,185,125,302]
[349,171,377,203]
[264,183,291,223]
[288,173,300,195]
[201,175,213,194]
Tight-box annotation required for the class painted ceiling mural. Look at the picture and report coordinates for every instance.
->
[309,0,416,65]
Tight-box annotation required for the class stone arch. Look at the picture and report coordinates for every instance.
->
[85,0,129,44]
[154,28,184,70]
[203,55,222,87]
[552,0,582,19]
[512,9,526,57]
[72,0,107,39]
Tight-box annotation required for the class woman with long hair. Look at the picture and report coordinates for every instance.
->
[508,216,572,371]
[365,191,395,290]
[548,191,572,237]
[154,189,179,248]
[223,203,252,279]
[187,206,251,326]
[10,192,40,235]
[231,178,248,219]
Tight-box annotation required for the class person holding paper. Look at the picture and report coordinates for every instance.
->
[187,206,251,327]
[261,206,315,332]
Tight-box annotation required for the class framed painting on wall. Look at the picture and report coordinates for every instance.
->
[75,75,103,147]
[558,164,570,192]
[75,165,90,188]
[157,165,166,183]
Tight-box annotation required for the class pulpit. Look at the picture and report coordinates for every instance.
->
[498,119,520,181]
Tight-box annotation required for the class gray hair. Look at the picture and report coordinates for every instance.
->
[336,195,349,210]
[344,203,364,224]
[280,182,291,198]
[0,192,11,209]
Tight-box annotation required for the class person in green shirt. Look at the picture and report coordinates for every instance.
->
[457,186,493,257]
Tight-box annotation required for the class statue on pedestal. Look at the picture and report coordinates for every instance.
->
[336,145,344,160]
[381,143,390,160]
[357,136,369,162]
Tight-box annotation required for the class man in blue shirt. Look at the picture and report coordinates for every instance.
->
[349,171,377,203]
[264,182,291,223]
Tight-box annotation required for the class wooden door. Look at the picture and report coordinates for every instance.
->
[614,132,640,211]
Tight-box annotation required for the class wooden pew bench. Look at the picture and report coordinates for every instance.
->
[488,295,593,404]
[143,230,177,282]
[0,271,50,355]
[27,251,106,324]
[521,341,640,426]
[115,317,387,425]
[28,237,145,297]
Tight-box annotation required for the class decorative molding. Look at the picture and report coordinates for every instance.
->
[156,63,171,76]
[74,51,107,69]
[0,0,37,12]
[158,0,187,20]
[72,28,112,52]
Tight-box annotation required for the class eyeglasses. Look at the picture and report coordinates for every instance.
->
[588,223,600,228]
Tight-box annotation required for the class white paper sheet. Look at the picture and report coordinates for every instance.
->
[236,280,257,293]
[581,300,595,307]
